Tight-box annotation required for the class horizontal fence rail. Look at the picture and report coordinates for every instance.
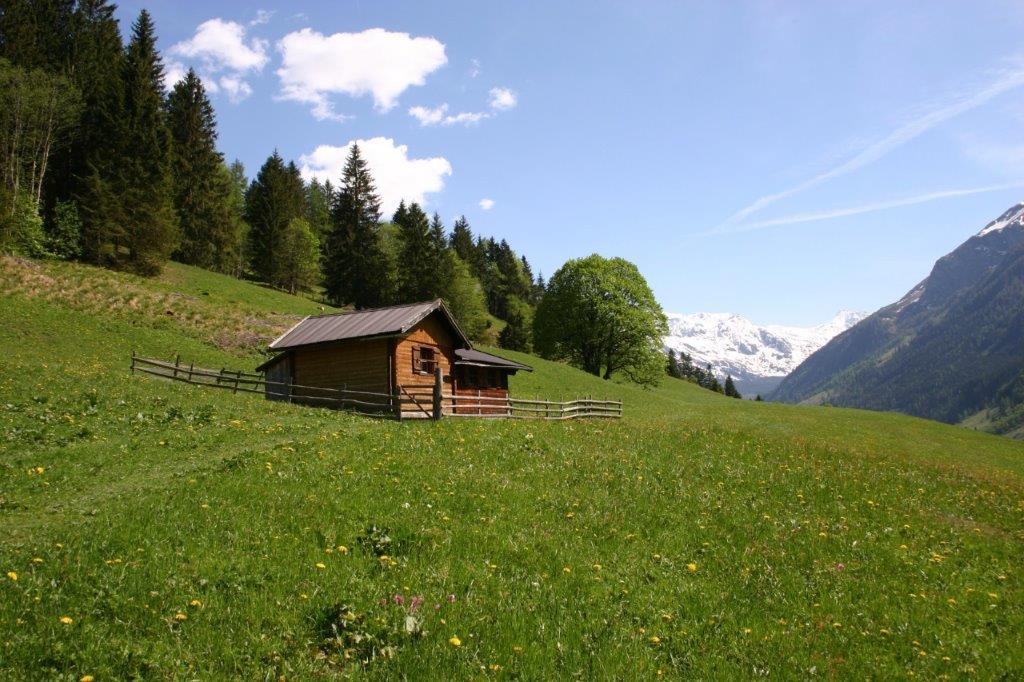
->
[130,353,622,421]
[130,353,395,416]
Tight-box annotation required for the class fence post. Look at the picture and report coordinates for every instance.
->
[173,354,180,380]
[287,376,293,404]
[431,367,443,420]
[392,385,402,421]
[188,362,194,383]
[130,350,136,374]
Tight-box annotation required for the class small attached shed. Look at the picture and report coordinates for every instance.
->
[255,299,531,417]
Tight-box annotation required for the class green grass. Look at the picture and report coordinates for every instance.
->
[2,256,1023,679]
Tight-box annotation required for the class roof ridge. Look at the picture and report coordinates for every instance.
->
[304,299,438,320]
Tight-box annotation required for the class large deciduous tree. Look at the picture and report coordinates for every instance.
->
[533,254,668,386]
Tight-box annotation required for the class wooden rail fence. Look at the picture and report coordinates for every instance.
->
[130,353,622,421]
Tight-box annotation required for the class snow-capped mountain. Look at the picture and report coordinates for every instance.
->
[663,310,866,396]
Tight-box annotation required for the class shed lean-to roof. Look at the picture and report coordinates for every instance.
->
[268,299,470,351]
[454,348,532,372]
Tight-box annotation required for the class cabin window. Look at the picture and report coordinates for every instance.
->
[413,346,436,374]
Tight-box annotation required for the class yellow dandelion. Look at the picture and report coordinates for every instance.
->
[742,628,752,635]
[80,676,94,682]
[489,663,502,671]
[687,562,697,572]
[448,636,462,647]
[174,612,188,621]
[592,564,602,571]
[315,562,326,569]
[512,645,523,654]
[36,466,45,475]
[661,613,673,622]
[649,635,661,644]
[59,616,73,625]
[6,571,16,581]
[337,545,349,554]
[32,557,43,564]
[189,599,202,607]
[563,566,572,573]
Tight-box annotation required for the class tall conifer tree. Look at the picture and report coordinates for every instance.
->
[118,9,176,274]
[166,68,235,269]
[244,152,305,286]
[324,143,391,308]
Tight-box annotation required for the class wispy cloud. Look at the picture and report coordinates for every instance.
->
[713,181,1024,235]
[719,58,1024,228]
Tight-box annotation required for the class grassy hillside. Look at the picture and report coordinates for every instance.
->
[2,256,1023,679]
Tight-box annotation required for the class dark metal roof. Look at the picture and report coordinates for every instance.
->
[268,299,470,351]
[454,348,532,372]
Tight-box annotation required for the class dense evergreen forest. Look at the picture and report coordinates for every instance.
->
[0,1,544,348]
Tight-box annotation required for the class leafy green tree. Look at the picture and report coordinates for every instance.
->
[724,375,742,399]
[277,217,320,294]
[534,254,668,386]
[117,9,177,274]
[46,199,82,259]
[439,251,490,341]
[324,143,392,308]
[0,58,79,234]
[666,349,681,378]
[245,152,305,285]
[499,296,533,352]
[0,189,47,255]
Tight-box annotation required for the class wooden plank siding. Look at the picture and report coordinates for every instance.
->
[453,366,510,414]
[393,313,457,415]
[291,338,391,408]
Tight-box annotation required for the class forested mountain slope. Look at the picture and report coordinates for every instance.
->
[772,203,1024,436]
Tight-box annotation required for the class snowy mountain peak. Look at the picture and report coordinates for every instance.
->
[977,202,1024,237]
[663,310,866,396]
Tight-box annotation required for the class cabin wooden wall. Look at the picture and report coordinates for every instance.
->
[291,338,391,403]
[394,313,458,412]
[453,366,510,414]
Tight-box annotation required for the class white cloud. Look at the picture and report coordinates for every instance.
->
[408,84,518,127]
[488,86,517,111]
[250,9,274,26]
[408,103,489,127]
[718,57,1024,229]
[277,28,447,121]
[479,198,495,210]
[409,104,449,126]
[299,137,452,216]
[469,58,481,78]
[168,19,268,102]
[171,18,268,72]
[218,75,253,103]
[714,181,1024,235]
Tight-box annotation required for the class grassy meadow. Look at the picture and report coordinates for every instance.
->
[1,256,1023,679]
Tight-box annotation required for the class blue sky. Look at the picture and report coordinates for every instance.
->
[119,1,1024,325]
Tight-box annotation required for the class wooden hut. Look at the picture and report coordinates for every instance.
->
[255,299,531,417]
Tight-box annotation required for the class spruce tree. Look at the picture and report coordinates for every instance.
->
[449,215,475,262]
[118,9,177,274]
[70,0,127,266]
[724,375,742,399]
[394,202,433,301]
[324,143,392,308]
[166,69,235,270]
[305,177,333,246]
[244,152,305,286]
